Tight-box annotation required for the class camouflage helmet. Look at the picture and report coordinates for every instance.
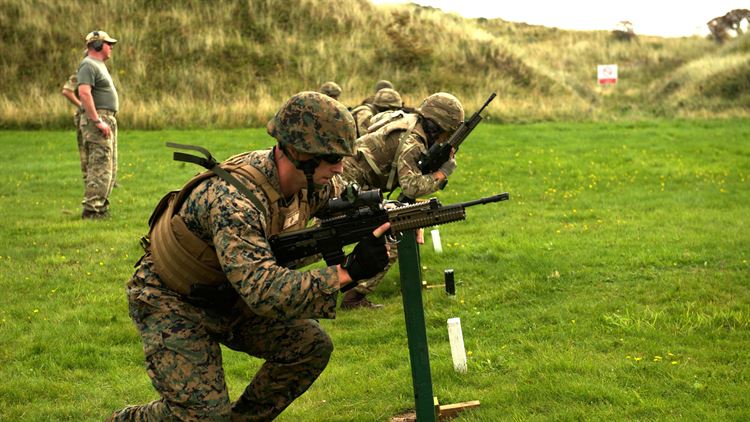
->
[417,92,464,132]
[318,81,342,99]
[267,91,356,157]
[372,88,402,108]
[374,79,394,91]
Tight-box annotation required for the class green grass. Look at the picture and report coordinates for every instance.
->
[1,119,749,420]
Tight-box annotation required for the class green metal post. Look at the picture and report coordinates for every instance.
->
[397,230,436,422]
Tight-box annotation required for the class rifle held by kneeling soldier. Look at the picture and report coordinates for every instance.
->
[270,187,509,290]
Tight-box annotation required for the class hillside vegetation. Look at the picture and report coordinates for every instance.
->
[0,0,748,129]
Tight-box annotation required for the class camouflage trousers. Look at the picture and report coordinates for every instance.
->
[109,281,333,421]
[79,110,117,213]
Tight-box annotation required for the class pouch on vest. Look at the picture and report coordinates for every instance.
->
[145,156,311,298]
[149,187,227,296]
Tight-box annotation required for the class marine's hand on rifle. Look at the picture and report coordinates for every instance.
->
[338,222,391,290]
[415,228,425,244]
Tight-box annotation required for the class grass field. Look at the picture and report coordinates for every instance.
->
[0,119,749,421]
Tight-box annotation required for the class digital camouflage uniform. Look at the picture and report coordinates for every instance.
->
[111,150,340,422]
[111,92,358,421]
[63,74,86,183]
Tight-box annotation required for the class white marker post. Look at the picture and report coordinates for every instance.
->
[447,317,467,373]
[431,229,443,253]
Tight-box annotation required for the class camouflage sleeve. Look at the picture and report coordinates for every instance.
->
[396,135,443,199]
[282,182,332,270]
[209,182,340,320]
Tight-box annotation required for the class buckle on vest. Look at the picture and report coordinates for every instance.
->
[139,235,151,251]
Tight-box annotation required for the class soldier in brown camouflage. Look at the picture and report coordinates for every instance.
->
[350,87,403,138]
[108,92,391,421]
[334,92,464,309]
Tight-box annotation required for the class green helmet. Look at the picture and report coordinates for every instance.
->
[318,81,342,99]
[417,92,464,132]
[372,88,402,109]
[267,91,356,157]
[374,79,394,91]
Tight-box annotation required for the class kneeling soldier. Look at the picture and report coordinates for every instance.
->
[109,92,390,421]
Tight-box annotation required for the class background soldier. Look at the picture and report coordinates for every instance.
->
[61,73,87,185]
[318,81,343,100]
[109,92,390,421]
[77,30,119,219]
[351,87,403,138]
[334,92,464,309]
[359,79,394,106]
[366,88,406,132]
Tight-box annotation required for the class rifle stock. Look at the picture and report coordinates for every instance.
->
[269,192,509,267]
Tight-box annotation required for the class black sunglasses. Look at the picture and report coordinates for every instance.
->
[318,154,343,164]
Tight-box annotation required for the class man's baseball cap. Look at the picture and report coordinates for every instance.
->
[85,31,117,45]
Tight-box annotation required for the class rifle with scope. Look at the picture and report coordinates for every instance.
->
[269,187,509,269]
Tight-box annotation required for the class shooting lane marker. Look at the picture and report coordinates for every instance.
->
[444,269,455,295]
[431,229,443,253]
[447,317,467,373]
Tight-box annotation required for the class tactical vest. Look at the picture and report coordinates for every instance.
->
[146,155,310,296]
[366,110,407,133]
[357,113,421,192]
[351,104,377,138]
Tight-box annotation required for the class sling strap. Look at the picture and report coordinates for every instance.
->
[147,144,300,296]
[168,142,268,219]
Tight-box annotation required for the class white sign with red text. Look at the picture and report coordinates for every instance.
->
[597,64,618,85]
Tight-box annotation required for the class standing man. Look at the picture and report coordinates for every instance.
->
[61,73,87,184]
[108,92,391,421]
[334,92,464,309]
[77,30,118,219]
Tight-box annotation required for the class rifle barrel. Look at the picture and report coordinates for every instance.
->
[481,92,497,110]
[457,192,509,208]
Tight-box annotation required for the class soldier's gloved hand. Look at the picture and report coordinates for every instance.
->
[342,233,389,282]
[438,158,457,177]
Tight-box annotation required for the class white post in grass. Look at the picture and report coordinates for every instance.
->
[431,229,443,253]
[447,317,467,373]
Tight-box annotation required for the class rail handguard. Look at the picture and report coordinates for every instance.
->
[269,191,509,267]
